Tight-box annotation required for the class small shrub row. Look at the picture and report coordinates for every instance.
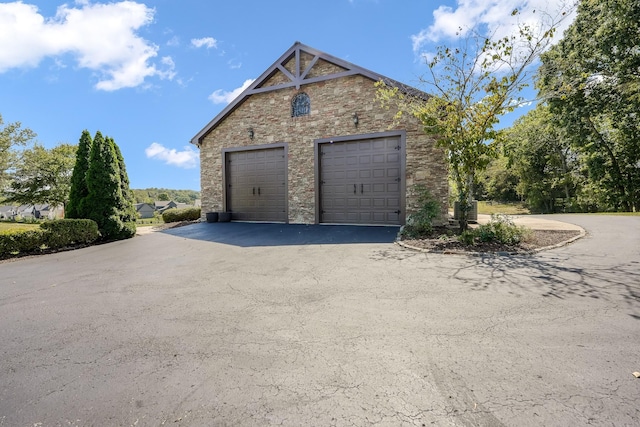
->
[459,214,531,246]
[0,219,100,258]
[162,207,201,223]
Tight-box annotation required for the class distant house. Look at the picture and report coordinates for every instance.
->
[0,204,63,220]
[0,205,16,220]
[135,203,156,219]
[34,204,63,219]
[154,201,178,213]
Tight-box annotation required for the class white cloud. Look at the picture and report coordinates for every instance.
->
[145,142,199,169]
[411,0,576,55]
[208,79,255,104]
[0,1,175,90]
[191,37,217,49]
[166,35,180,47]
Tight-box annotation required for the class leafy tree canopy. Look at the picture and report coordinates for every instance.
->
[0,114,37,191]
[538,0,640,211]
[3,143,76,208]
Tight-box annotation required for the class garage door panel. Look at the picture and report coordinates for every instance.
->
[387,152,400,162]
[372,168,386,179]
[226,147,286,222]
[387,168,399,178]
[320,136,402,225]
[372,154,386,164]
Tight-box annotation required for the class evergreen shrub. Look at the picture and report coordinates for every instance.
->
[0,230,45,256]
[40,219,100,248]
[162,207,201,223]
[0,219,100,258]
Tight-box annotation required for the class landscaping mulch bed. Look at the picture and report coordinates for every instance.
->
[400,228,583,254]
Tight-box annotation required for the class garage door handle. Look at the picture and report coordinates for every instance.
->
[353,184,356,194]
[361,183,364,194]
[258,187,261,196]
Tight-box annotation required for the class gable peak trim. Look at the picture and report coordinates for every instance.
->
[191,42,427,146]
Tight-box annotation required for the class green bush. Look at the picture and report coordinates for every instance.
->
[401,185,441,238]
[459,229,476,245]
[100,215,136,241]
[162,207,201,223]
[459,214,530,246]
[0,219,100,258]
[0,229,46,256]
[40,219,101,248]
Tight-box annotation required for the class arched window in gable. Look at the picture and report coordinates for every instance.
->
[291,92,310,117]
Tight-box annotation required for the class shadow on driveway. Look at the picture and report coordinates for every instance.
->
[161,222,400,247]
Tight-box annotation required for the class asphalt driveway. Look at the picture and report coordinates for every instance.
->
[0,215,639,426]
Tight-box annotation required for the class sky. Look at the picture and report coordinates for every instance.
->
[0,0,576,191]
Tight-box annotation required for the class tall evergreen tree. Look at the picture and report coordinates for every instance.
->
[66,130,93,218]
[111,138,137,236]
[83,131,132,240]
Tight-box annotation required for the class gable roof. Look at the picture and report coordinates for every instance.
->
[190,41,428,146]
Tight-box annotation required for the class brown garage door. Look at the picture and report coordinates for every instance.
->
[319,136,402,225]
[226,147,287,222]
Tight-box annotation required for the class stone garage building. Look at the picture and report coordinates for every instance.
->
[191,42,448,225]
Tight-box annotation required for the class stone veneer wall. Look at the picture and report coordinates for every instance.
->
[198,73,448,224]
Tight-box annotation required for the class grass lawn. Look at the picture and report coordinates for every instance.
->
[477,201,530,215]
[136,218,165,227]
[0,222,40,232]
[591,211,640,216]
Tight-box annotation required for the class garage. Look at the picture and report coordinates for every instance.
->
[318,135,404,225]
[224,146,287,222]
[193,42,448,225]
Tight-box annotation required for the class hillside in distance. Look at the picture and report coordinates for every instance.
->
[132,188,200,204]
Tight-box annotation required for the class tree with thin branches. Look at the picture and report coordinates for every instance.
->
[378,5,575,230]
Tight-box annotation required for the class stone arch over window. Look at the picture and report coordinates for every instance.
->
[291,92,310,117]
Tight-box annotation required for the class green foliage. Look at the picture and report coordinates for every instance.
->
[0,113,37,191]
[40,219,100,248]
[3,143,77,208]
[0,219,99,258]
[459,229,476,246]
[502,105,580,213]
[112,139,137,224]
[0,229,45,257]
[80,131,136,241]
[162,207,201,223]
[67,130,93,219]
[401,185,441,238]
[84,131,119,235]
[538,0,640,211]
[475,155,519,202]
[459,214,530,246]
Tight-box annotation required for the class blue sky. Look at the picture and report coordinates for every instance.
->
[0,0,575,191]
